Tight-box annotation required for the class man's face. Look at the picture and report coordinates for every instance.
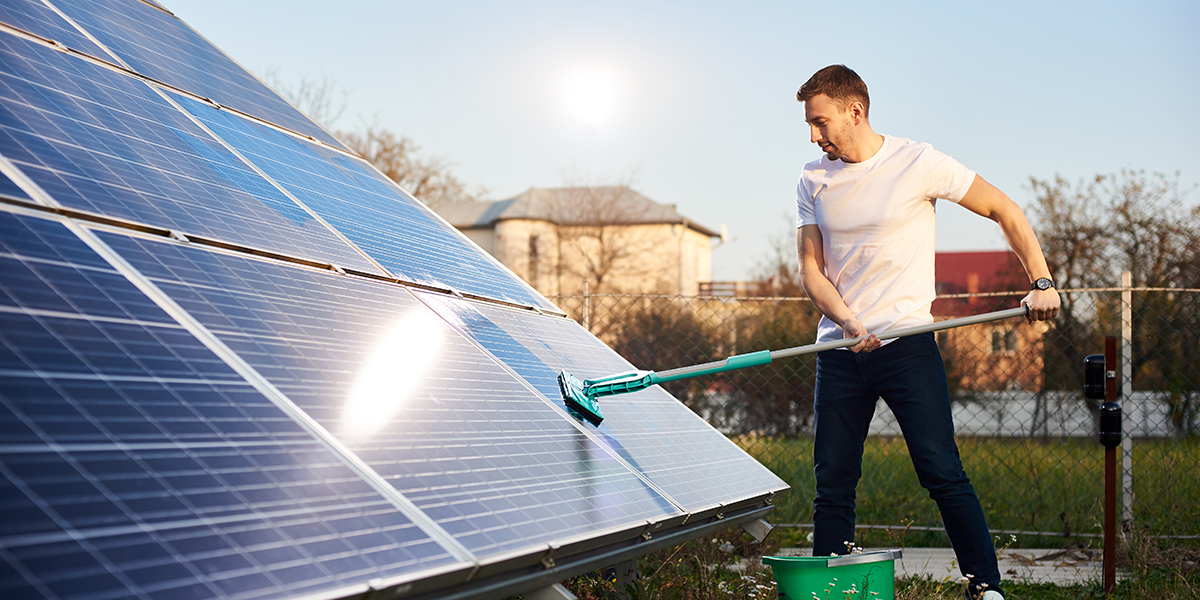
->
[804,93,855,161]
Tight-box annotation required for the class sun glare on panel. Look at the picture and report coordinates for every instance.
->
[342,312,444,437]
[562,66,620,128]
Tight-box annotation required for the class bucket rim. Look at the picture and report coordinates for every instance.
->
[763,549,902,567]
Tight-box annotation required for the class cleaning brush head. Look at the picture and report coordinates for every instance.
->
[557,370,604,426]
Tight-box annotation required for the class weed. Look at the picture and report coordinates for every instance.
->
[513,516,1200,600]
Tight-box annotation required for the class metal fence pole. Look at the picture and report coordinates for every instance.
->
[1120,271,1133,529]
[583,282,591,333]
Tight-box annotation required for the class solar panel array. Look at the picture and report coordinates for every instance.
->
[0,1,788,599]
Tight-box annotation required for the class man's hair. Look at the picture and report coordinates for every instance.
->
[796,64,869,118]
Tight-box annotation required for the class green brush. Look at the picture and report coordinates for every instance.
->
[558,305,1029,426]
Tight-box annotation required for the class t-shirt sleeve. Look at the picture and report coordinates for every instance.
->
[796,176,817,228]
[921,147,976,203]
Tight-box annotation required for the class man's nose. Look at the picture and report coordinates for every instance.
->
[810,125,821,144]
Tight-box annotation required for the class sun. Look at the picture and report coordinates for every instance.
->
[562,66,618,128]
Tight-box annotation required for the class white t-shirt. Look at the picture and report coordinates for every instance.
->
[796,135,976,345]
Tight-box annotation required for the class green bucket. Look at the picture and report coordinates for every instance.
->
[763,549,901,600]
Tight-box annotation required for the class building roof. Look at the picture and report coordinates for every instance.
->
[935,251,1027,294]
[433,187,721,237]
[933,251,1028,316]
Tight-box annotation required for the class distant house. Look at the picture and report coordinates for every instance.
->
[433,187,719,296]
[933,251,1047,392]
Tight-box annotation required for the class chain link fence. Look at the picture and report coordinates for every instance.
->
[550,284,1200,547]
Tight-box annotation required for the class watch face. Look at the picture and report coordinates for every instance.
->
[1034,278,1054,290]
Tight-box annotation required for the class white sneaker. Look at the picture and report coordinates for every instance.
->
[981,591,1005,600]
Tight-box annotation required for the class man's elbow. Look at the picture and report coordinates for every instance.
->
[797,265,821,297]
[991,197,1031,228]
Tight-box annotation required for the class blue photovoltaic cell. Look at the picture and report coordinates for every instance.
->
[49,0,345,150]
[0,32,384,275]
[0,0,108,57]
[0,170,30,200]
[419,294,789,511]
[0,210,460,599]
[0,227,172,326]
[177,93,561,311]
[100,229,681,558]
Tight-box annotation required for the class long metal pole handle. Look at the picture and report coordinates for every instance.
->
[769,305,1029,360]
[616,305,1029,389]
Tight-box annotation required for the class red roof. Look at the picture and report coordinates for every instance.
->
[933,251,1026,316]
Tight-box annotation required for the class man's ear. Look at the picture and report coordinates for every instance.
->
[849,101,866,124]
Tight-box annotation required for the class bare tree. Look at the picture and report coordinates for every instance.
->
[748,212,805,297]
[1028,169,1199,429]
[1106,171,1198,288]
[1029,169,1198,288]
[548,182,666,294]
[261,70,484,206]
[261,69,349,130]
[1027,174,1110,290]
[338,127,483,206]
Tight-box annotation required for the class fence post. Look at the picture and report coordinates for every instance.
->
[582,281,591,333]
[1120,271,1133,530]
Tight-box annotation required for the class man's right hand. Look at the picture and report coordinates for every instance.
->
[843,317,881,353]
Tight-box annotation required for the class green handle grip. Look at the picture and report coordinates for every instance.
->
[585,350,774,398]
[654,350,773,383]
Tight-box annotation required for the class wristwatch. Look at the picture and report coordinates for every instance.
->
[1031,278,1056,291]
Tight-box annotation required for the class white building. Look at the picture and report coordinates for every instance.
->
[434,187,719,296]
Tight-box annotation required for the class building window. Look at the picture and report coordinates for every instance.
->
[528,235,539,283]
[991,327,1017,354]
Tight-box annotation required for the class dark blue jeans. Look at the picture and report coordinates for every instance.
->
[812,333,1002,598]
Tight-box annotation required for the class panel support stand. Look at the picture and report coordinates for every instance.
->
[741,518,774,542]
[525,582,577,600]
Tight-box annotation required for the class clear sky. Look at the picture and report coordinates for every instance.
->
[165,0,1199,282]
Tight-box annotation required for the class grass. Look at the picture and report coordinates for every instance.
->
[739,435,1200,549]
[510,434,1200,599]
[535,528,1200,600]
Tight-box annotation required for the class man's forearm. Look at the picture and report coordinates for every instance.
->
[994,206,1053,283]
[796,226,855,328]
[800,264,854,329]
[960,178,1062,321]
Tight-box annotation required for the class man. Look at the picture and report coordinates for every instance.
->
[794,64,1060,600]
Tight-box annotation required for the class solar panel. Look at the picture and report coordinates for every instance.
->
[47,0,347,150]
[96,229,682,559]
[0,3,788,597]
[175,93,559,311]
[0,32,384,276]
[418,293,788,511]
[0,209,462,600]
